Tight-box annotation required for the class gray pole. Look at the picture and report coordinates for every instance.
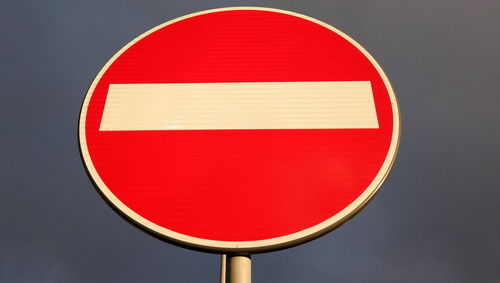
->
[220,254,227,283]
[228,254,251,283]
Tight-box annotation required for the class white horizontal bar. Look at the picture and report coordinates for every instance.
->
[99,81,378,131]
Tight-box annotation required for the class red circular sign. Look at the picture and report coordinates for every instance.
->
[79,7,400,252]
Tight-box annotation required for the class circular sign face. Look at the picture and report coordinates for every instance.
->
[79,7,400,253]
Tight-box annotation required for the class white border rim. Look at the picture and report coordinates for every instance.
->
[79,6,401,253]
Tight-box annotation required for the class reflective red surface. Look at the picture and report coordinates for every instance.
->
[84,10,394,241]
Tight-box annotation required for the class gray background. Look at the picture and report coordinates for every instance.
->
[1,0,499,282]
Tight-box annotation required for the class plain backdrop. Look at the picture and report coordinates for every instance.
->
[1,1,499,282]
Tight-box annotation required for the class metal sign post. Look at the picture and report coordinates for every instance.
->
[221,254,252,283]
[220,255,227,283]
[229,255,252,283]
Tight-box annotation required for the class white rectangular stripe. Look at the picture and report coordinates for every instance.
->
[99,81,378,131]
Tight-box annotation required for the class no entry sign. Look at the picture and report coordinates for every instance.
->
[79,7,400,252]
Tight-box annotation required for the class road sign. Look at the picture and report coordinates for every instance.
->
[79,7,400,253]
